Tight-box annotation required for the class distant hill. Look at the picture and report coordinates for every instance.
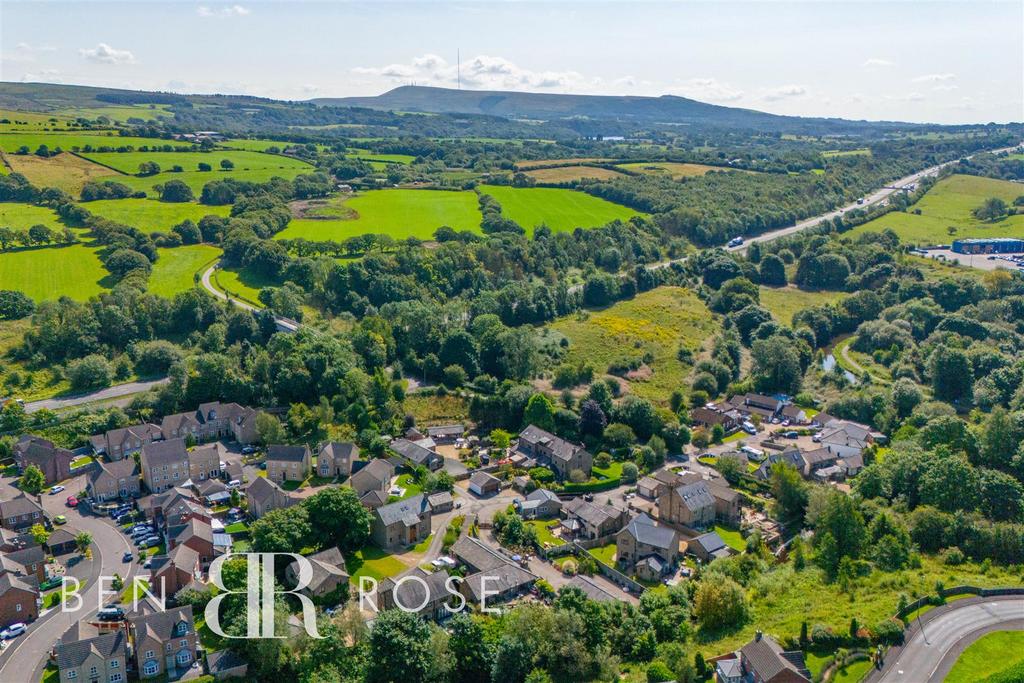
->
[314,85,914,135]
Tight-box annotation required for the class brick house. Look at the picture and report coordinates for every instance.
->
[149,545,202,604]
[0,494,44,532]
[0,572,38,628]
[87,458,141,501]
[140,439,190,494]
[265,445,311,483]
[128,605,197,679]
[13,435,74,485]
[166,518,216,567]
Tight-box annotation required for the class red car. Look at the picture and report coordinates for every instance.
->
[65,496,78,508]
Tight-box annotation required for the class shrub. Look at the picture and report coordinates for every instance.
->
[872,618,904,645]
[646,661,674,683]
[594,452,612,469]
[939,546,965,566]
[66,354,113,391]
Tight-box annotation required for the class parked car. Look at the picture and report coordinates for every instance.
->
[140,536,161,548]
[1,623,26,639]
[97,605,124,621]
[241,445,256,455]
[66,496,78,507]
[226,480,241,489]
[39,576,62,591]
[49,485,65,495]
[783,431,799,439]
[53,515,67,525]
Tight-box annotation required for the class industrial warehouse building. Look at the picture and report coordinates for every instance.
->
[951,238,1024,254]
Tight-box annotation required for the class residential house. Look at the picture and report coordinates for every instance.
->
[451,536,507,573]
[377,567,452,620]
[426,491,454,513]
[13,435,74,485]
[206,650,248,680]
[657,481,716,530]
[636,476,662,500]
[141,439,190,494]
[149,544,202,603]
[187,442,224,482]
[816,419,885,450]
[460,562,537,609]
[87,458,141,501]
[566,575,619,603]
[350,459,395,499]
[265,444,311,484]
[0,572,38,628]
[780,404,808,424]
[714,631,811,683]
[688,531,735,563]
[93,423,162,461]
[55,631,127,683]
[129,605,197,679]
[359,490,389,510]
[144,488,210,530]
[245,477,296,520]
[677,472,741,526]
[727,394,783,421]
[5,545,45,583]
[468,471,501,497]
[161,402,258,445]
[285,547,348,599]
[615,513,678,580]
[753,446,804,481]
[194,479,229,506]
[513,489,562,519]
[836,452,864,478]
[426,424,464,443]
[800,446,839,476]
[389,439,443,471]
[46,527,79,556]
[0,493,44,532]
[516,425,593,479]
[811,412,837,428]
[167,518,216,567]
[560,499,629,540]
[316,442,357,480]
[371,494,432,550]
[689,407,739,433]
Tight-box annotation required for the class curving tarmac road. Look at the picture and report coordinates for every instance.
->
[872,596,1024,683]
[24,378,169,414]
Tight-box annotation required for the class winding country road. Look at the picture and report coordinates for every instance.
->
[871,596,1024,683]
[24,378,169,414]
[200,264,300,332]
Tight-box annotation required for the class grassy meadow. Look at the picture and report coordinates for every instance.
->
[5,153,119,194]
[542,286,717,404]
[0,132,166,153]
[0,203,66,230]
[525,166,627,182]
[0,243,109,301]
[849,174,1024,244]
[212,266,275,305]
[112,166,313,195]
[148,244,221,298]
[480,185,644,234]
[515,158,611,170]
[275,189,482,241]
[759,286,846,326]
[56,104,172,123]
[80,149,312,175]
[616,161,738,178]
[84,199,230,234]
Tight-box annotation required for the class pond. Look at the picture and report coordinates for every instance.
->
[822,354,859,384]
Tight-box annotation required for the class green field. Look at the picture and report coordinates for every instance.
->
[616,161,737,178]
[0,203,66,230]
[945,631,1024,683]
[0,132,170,153]
[111,166,314,195]
[275,189,483,241]
[57,105,172,123]
[148,244,221,298]
[80,149,312,175]
[541,286,717,405]
[480,185,644,234]
[0,109,79,131]
[0,243,108,301]
[85,199,230,234]
[213,266,275,305]
[218,138,292,152]
[759,286,846,326]
[849,174,1024,245]
[5,153,120,194]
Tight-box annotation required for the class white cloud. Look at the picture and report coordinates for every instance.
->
[20,69,61,83]
[672,77,744,102]
[912,73,955,83]
[932,84,958,92]
[79,43,136,65]
[863,58,894,68]
[762,84,807,101]
[198,5,250,18]
[352,53,587,91]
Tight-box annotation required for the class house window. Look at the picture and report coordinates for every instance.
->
[144,650,154,660]
[15,604,21,612]
[66,672,77,680]
[176,650,191,665]
[180,639,188,647]
[166,642,172,652]
[110,660,119,669]
[89,667,97,677]
[109,674,122,683]
[142,661,158,676]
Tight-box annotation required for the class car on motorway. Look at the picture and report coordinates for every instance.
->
[53,515,67,525]
[49,485,65,495]
[66,496,78,507]
[1,623,27,639]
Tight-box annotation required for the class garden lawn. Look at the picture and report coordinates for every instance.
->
[348,545,406,582]
[84,199,230,234]
[395,473,423,499]
[542,286,718,405]
[759,286,845,327]
[147,244,221,298]
[593,461,623,481]
[525,520,562,547]
[831,659,871,682]
[713,524,745,552]
[4,153,119,195]
[79,150,312,175]
[412,534,434,553]
[848,174,1024,245]
[120,578,150,604]
[112,166,313,195]
[589,543,617,567]
[0,202,66,230]
[945,631,1024,683]
[480,185,644,234]
[0,243,109,301]
[275,189,482,241]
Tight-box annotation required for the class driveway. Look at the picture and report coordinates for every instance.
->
[0,473,143,681]
[870,596,1024,683]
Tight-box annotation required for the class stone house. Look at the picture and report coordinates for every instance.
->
[140,438,190,494]
[265,444,311,483]
[615,513,678,576]
[93,423,163,461]
[350,459,395,498]
[657,480,716,530]
[285,547,348,599]
[245,477,297,520]
[187,442,224,482]
[55,631,127,683]
[513,488,562,519]
[128,605,197,679]
[372,494,431,550]
[560,499,629,540]
[317,442,357,479]
[516,425,593,479]
[87,458,141,501]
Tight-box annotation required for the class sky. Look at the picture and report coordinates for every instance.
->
[1,1,1021,125]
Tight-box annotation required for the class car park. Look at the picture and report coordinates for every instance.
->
[49,485,65,495]
[1,623,26,639]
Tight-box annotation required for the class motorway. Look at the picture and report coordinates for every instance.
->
[0,473,143,681]
[873,596,1024,683]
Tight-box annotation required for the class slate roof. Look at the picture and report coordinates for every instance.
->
[319,441,357,464]
[379,567,449,613]
[6,544,44,568]
[426,424,464,438]
[427,491,453,509]
[674,481,715,512]
[389,439,438,467]
[360,490,389,508]
[89,457,140,485]
[0,493,43,519]
[46,527,78,547]
[691,531,727,555]
[621,513,676,550]
[451,536,506,573]
[141,438,188,468]
[376,494,429,527]
[168,518,213,546]
[246,476,286,505]
[266,444,310,463]
[289,547,348,592]
[206,649,248,675]
[350,458,395,491]
[566,575,619,603]
[518,424,587,464]
[128,605,194,643]
[801,446,839,467]
[526,488,560,504]
[470,471,500,488]
[740,634,811,682]
[0,571,35,596]
[55,631,126,670]
[461,562,537,603]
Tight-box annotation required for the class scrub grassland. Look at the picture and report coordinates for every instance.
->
[758,285,847,327]
[849,174,1024,244]
[616,161,741,178]
[480,185,645,233]
[147,244,221,298]
[542,286,717,404]
[84,199,230,234]
[525,165,628,182]
[275,189,483,241]
[3,152,120,194]
[79,149,312,175]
